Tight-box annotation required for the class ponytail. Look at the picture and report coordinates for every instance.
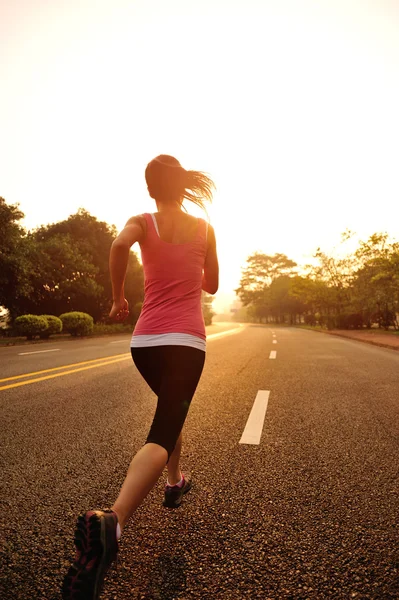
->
[183,170,215,211]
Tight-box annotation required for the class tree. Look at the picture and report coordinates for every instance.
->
[289,276,335,325]
[268,276,292,323]
[28,209,144,321]
[0,198,32,319]
[123,251,145,325]
[235,253,297,322]
[306,235,358,328]
[237,252,297,295]
[0,204,144,322]
[235,231,398,329]
[352,234,399,329]
[15,233,104,317]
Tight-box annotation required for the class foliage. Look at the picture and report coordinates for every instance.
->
[59,311,94,336]
[0,201,144,322]
[236,252,297,304]
[14,315,48,340]
[235,253,298,323]
[92,323,133,335]
[202,292,215,326]
[130,302,143,323]
[28,209,125,321]
[16,233,103,318]
[123,261,144,325]
[0,198,32,318]
[236,233,399,330]
[352,234,399,329]
[2,197,397,332]
[39,315,63,338]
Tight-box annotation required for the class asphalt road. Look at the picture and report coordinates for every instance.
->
[0,325,398,599]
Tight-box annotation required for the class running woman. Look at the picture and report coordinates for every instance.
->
[62,155,219,599]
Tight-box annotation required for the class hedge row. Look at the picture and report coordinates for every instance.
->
[14,312,94,340]
[60,311,94,336]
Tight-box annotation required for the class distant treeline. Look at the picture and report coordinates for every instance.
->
[2,197,397,331]
[0,197,214,327]
[235,233,399,330]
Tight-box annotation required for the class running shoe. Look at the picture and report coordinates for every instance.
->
[163,475,192,508]
[61,509,118,600]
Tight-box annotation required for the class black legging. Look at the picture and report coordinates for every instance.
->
[131,345,205,458]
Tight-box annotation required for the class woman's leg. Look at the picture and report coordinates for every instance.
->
[111,442,167,530]
[167,431,183,485]
[112,431,185,529]
[113,346,205,529]
[142,346,205,458]
[61,346,204,598]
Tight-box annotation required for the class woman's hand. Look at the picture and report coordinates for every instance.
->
[109,299,129,321]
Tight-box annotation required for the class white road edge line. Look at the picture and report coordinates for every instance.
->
[18,349,60,356]
[239,390,270,445]
[17,326,245,355]
[269,350,277,359]
[207,325,245,341]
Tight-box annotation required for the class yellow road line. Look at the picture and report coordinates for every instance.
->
[1,327,246,392]
[0,356,131,392]
[0,353,129,384]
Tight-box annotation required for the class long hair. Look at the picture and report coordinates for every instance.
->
[145,155,215,212]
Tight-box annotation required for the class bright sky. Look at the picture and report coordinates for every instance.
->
[1,0,399,312]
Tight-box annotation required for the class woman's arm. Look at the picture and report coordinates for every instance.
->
[109,216,145,320]
[202,224,219,295]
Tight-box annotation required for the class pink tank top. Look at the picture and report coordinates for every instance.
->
[133,213,208,340]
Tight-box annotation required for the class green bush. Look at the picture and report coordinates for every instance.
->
[59,311,94,336]
[14,315,48,340]
[39,315,63,339]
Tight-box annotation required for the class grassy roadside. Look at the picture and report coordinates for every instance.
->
[0,324,133,347]
[295,324,399,336]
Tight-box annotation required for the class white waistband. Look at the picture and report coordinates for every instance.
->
[131,333,206,351]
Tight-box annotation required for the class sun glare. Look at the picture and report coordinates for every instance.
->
[1,1,398,312]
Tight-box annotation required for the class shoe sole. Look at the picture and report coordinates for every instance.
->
[62,511,117,600]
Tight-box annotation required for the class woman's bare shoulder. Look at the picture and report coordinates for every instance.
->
[126,213,146,224]
[126,213,147,228]
[124,214,147,239]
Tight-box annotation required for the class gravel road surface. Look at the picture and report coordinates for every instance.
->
[1,325,398,599]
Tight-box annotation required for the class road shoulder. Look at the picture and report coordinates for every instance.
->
[298,326,399,351]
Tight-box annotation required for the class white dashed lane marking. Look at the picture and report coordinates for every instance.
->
[239,390,270,445]
[18,349,60,356]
